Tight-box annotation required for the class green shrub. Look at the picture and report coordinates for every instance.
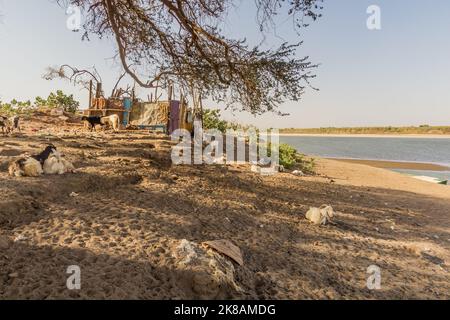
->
[269,143,315,173]
[295,152,316,174]
[0,99,34,116]
[279,143,298,169]
[34,90,79,113]
[202,109,229,132]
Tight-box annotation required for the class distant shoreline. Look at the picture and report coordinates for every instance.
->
[279,133,450,139]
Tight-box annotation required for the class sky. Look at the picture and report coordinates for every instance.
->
[0,0,449,128]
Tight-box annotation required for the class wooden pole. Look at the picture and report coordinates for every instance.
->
[199,92,204,128]
[96,82,103,98]
[88,80,93,108]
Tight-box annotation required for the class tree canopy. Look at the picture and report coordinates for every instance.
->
[61,0,323,114]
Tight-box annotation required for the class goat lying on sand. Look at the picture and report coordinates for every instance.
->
[42,148,76,175]
[9,145,75,177]
[82,114,120,132]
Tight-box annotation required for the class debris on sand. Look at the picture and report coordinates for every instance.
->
[305,205,335,225]
[203,239,244,266]
[421,252,445,266]
[292,170,304,176]
[172,239,243,299]
[14,234,28,242]
[70,192,80,198]
[174,239,198,265]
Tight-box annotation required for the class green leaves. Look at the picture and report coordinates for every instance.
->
[202,109,229,133]
[0,99,32,116]
[34,90,79,114]
[1,91,80,116]
[279,143,298,169]
[278,143,315,172]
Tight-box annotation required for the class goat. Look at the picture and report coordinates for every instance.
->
[81,116,102,131]
[82,114,120,132]
[8,145,75,177]
[100,114,120,132]
[9,116,20,132]
[7,145,56,177]
[0,116,12,135]
[42,148,75,174]
[8,157,43,177]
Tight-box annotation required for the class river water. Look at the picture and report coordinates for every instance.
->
[280,135,450,182]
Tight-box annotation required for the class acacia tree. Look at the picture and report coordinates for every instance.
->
[59,0,323,114]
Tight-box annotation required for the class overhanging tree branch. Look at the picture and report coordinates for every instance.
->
[59,0,323,114]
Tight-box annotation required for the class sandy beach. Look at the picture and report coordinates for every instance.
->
[1,113,449,299]
[328,158,450,171]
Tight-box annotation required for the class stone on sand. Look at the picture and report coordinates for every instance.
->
[0,235,11,249]
[172,239,243,299]
[305,205,335,225]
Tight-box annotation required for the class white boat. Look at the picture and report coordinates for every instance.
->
[412,175,448,185]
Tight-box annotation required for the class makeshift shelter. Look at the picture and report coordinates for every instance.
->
[84,97,193,134]
[129,100,193,134]
[129,101,169,131]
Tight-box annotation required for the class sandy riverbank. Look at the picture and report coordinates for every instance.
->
[0,113,449,299]
[328,158,450,171]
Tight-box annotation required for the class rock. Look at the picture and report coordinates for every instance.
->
[172,239,243,299]
[292,170,304,176]
[14,234,28,242]
[191,269,220,297]
[70,192,79,197]
[305,205,335,225]
[50,108,64,116]
[8,272,19,278]
[0,236,11,249]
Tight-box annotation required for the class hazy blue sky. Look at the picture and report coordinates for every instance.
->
[1,0,449,128]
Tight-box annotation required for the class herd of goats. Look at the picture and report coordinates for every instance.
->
[1,113,122,178]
